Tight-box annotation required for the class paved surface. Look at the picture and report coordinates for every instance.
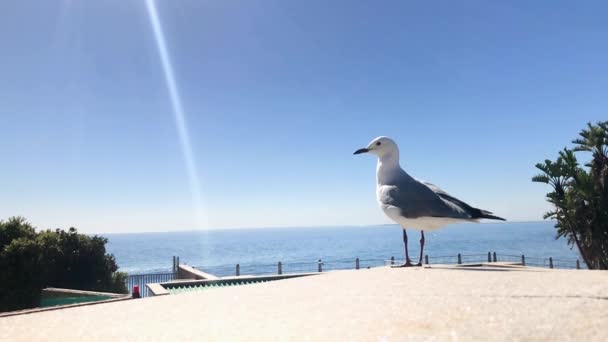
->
[1,264,607,341]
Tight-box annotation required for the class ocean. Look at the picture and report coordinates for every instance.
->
[104,221,583,275]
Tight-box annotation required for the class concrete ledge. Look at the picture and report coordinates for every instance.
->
[178,265,220,280]
[146,283,170,296]
[0,288,131,318]
[3,266,606,340]
[42,287,127,298]
[219,272,319,282]
[154,272,318,292]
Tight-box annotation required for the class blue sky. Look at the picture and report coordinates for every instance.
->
[1,1,607,233]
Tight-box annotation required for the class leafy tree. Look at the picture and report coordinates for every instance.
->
[0,236,44,310]
[0,216,36,250]
[532,121,608,269]
[0,217,128,312]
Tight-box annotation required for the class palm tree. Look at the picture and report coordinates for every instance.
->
[532,121,608,270]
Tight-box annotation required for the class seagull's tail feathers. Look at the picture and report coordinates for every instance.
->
[476,210,506,221]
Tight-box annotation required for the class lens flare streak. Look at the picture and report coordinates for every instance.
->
[145,0,205,227]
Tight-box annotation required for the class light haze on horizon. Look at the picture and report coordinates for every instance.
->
[1,1,607,233]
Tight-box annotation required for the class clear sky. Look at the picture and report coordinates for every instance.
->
[1,1,606,233]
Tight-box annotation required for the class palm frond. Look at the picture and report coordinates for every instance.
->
[532,174,550,183]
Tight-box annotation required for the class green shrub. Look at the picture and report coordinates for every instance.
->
[0,217,128,312]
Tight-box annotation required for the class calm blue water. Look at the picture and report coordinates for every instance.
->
[104,221,582,274]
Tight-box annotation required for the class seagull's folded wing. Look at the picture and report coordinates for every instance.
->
[416,179,504,221]
[378,179,472,220]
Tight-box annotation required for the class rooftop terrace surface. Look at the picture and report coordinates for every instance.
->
[1,263,607,341]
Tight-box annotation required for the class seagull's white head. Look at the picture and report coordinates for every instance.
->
[353,136,399,159]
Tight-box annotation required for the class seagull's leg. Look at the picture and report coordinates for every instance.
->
[416,230,425,266]
[391,229,413,267]
[402,229,413,266]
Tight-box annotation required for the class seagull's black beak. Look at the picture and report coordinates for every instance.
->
[353,148,369,155]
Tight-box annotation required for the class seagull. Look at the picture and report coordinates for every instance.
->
[354,136,505,267]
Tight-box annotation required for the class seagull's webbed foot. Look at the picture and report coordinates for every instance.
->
[391,261,414,268]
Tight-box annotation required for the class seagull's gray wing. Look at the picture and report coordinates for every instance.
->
[378,176,472,220]
[417,180,506,221]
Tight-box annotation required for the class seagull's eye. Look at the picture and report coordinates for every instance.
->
[376,142,382,146]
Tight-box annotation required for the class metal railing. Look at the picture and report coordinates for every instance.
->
[125,252,584,297]
[190,252,584,277]
[392,252,584,270]
[126,272,176,297]
[189,258,389,278]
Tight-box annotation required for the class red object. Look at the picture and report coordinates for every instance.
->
[132,285,141,298]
